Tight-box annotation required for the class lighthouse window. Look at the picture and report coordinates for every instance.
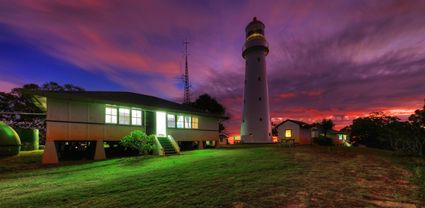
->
[258,97,262,101]
[258,76,261,81]
[259,117,262,121]
[257,57,260,62]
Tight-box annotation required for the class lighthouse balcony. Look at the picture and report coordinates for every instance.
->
[242,39,269,57]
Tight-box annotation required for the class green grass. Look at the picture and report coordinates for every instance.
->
[0,145,423,207]
[0,147,302,208]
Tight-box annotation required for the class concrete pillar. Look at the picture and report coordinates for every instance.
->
[94,141,106,160]
[42,141,59,164]
[198,141,204,149]
[214,140,219,147]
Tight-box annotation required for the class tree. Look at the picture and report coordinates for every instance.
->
[409,100,425,128]
[320,119,334,137]
[350,112,399,149]
[1,82,85,144]
[188,94,225,115]
[188,94,227,133]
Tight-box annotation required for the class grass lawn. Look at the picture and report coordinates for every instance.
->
[0,145,424,207]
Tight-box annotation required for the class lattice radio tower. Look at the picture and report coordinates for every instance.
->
[183,39,191,104]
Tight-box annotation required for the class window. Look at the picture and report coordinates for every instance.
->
[131,109,142,126]
[192,117,199,129]
[105,106,117,124]
[119,107,130,125]
[167,114,176,128]
[185,116,192,128]
[177,115,184,128]
[285,129,292,138]
[257,57,260,62]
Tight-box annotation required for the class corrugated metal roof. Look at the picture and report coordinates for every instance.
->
[275,119,312,129]
[31,91,224,118]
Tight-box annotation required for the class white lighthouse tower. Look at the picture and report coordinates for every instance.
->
[240,17,272,143]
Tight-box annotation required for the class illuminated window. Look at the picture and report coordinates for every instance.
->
[192,117,199,129]
[177,115,184,128]
[185,116,192,128]
[167,114,176,128]
[119,107,130,125]
[285,129,292,138]
[105,106,117,124]
[131,109,142,126]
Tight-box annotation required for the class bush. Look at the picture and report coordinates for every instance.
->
[313,136,334,146]
[120,130,156,155]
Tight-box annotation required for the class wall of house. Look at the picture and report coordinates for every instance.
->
[277,122,300,143]
[299,128,312,144]
[46,98,146,141]
[277,121,312,144]
[46,97,219,142]
[167,116,219,142]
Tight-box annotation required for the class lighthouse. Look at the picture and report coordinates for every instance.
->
[240,17,272,143]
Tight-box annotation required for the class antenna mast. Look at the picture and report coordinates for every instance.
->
[183,39,191,104]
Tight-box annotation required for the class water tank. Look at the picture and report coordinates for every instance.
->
[15,128,39,151]
[0,122,21,156]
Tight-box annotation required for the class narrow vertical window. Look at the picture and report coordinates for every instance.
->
[192,117,199,129]
[167,114,176,128]
[185,116,192,128]
[131,109,142,126]
[177,115,184,128]
[105,106,117,124]
[119,107,130,125]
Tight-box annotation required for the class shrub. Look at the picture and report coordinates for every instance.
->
[120,130,156,155]
[313,136,334,146]
[414,166,425,199]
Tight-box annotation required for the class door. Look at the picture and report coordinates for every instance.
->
[145,111,155,135]
[156,111,167,137]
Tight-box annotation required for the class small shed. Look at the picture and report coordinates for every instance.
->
[275,119,312,144]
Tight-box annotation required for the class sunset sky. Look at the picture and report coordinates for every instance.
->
[1,0,424,134]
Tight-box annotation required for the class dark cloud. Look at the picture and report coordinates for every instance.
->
[1,0,425,133]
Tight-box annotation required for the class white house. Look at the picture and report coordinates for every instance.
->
[275,119,349,145]
[275,120,313,144]
[32,91,225,164]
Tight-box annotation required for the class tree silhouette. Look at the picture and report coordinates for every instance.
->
[188,94,227,133]
[320,119,334,137]
[409,100,425,128]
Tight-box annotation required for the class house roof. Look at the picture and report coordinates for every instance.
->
[31,91,225,118]
[275,119,312,129]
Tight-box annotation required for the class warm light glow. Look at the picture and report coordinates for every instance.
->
[192,117,199,129]
[272,136,278,143]
[247,33,264,41]
[227,135,241,144]
[285,129,292,138]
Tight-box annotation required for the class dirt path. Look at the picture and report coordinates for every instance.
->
[277,146,422,208]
